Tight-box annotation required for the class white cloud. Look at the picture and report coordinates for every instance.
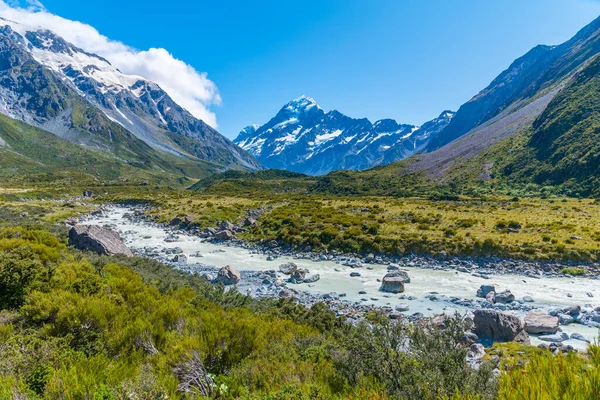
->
[0,0,221,127]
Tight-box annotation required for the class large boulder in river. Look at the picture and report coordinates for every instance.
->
[68,225,133,257]
[290,268,309,284]
[214,230,233,241]
[473,309,529,344]
[279,262,298,275]
[476,285,495,298]
[380,274,406,293]
[217,266,241,285]
[524,312,559,334]
[384,270,411,283]
[495,290,515,304]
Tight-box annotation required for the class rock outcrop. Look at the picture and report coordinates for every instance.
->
[524,312,559,334]
[380,273,406,293]
[473,309,529,344]
[216,266,241,285]
[68,225,133,257]
[279,262,298,275]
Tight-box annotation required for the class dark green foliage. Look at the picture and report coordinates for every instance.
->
[0,215,501,398]
[336,314,497,399]
[0,246,48,309]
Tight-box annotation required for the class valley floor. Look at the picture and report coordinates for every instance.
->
[109,189,600,264]
[2,184,600,398]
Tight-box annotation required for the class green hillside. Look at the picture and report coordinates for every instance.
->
[0,112,216,187]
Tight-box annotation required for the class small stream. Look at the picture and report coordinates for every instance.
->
[84,206,600,349]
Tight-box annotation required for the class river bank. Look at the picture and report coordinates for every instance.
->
[81,205,600,349]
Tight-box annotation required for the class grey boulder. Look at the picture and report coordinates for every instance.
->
[476,285,495,298]
[473,309,529,343]
[279,262,298,275]
[524,312,559,334]
[303,274,320,283]
[216,266,241,285]
[68,225,133,257]
[495,290,515,304]
[380,273,407,293]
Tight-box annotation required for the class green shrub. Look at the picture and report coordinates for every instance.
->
[560,267,585,276]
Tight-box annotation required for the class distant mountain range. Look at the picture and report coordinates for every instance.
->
[312,14,600,197]
[0,18,261,182]
[234,96,454,175]
[199,15,600,198]
[2,11,600,194]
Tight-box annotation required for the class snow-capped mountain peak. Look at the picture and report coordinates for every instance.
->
[0,19,261,171]
[234,97,455,175]
[284,95,322,114]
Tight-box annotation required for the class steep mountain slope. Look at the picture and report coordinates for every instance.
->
[0,19,261,173]
[427,15,600,151]
[234,96,454,175]
[0,111,197,185]
[304,54,600,198]
[489,54,600,196]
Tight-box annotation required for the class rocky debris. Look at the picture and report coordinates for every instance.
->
[164,234,179,243]
[279,262,298,275]
[82,190,94,198]
[216,266,241,285]
[173,254,188,264]
[463,331,479,345]
[467,343,486,360]
[524,312,559,334]
[473,309,529,343]
[570,333,590,343]
[64,217,79,226]
[476,285,495,298]
[538,332,569,343]
[343,259,363,268]
[68,225,133,257]
[169,217,183,226]
[290,268,309,284]
[303,274,320,283]
[538,342,575,354]
[395,304,410,312]
[219,221,235,231]
[380,273,406,293]
[523,296,534,303]
[563,305,581,316]
[214,230,233,241]
[243,217,257,227]
[495,290,515,304]
[558,314,574,325]
[201,273,215,282]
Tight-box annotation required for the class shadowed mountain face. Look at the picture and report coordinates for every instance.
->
[0,19,262,173]
[427,15,600,152]
[234,96,454,175]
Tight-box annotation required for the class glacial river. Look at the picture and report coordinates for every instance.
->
[85,207,600,348]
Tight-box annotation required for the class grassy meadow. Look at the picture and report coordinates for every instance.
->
[109,188,600,263]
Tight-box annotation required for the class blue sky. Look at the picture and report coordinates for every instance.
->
[29,0,600,138]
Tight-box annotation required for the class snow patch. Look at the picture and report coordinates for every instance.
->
[314,129,343,145]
